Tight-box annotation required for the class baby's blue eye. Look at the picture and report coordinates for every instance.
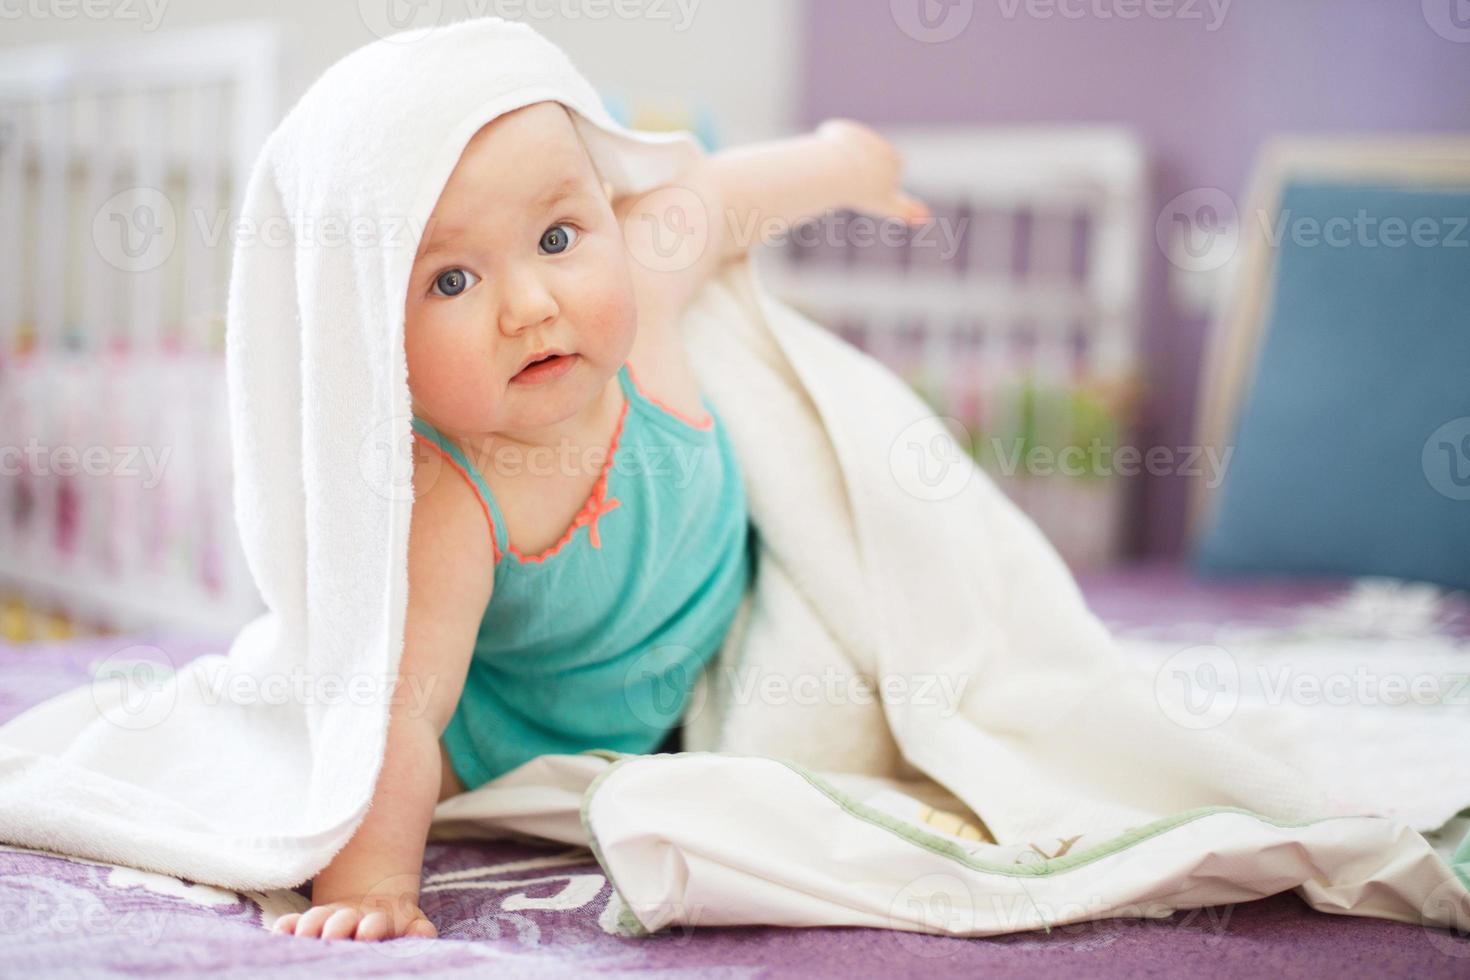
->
[432,268,478,297]
[540,224,577,255]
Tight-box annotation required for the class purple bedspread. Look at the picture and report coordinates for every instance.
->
[4,562,1468,978]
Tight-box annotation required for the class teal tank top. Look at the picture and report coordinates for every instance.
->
[410,360,755,790]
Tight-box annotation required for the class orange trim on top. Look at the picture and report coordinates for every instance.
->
[412,431,503,564]
[623,359,714,430]
[506,397,629,564]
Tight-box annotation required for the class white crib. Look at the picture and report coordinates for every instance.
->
[0,24,282,639]
[754,127,1147,568]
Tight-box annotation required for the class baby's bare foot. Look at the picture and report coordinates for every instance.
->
[272,897,437,941]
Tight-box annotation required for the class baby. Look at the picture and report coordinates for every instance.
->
[271,100,927,942]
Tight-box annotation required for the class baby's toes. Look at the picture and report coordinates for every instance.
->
[405,916,438,939]
[270,912,302,934]
[320,907,363,940]
[354,911,390,942]
[293,903,346,938]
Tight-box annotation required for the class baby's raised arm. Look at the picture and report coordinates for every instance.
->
[271,438,494,941]
[617,119,930,326]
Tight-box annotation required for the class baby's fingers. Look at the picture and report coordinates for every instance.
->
[894,191,931,225]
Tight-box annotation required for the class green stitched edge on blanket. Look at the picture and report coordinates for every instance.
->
[577,751,652,938]
[1451,807,1470,892]
[781,760,1325,877]
[574,749,1383,937]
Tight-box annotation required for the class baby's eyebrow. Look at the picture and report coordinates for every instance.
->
[416,173,588,261]
[416,232,464,261]
[535,173,586,210]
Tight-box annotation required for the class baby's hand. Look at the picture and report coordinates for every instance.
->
[271,889,438,941]
[815,118,931,226]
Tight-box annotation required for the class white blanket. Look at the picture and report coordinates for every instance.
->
[1,16,1467,938]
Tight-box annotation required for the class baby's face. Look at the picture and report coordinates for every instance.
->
[405,101,637,441]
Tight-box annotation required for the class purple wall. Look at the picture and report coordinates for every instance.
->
[798,0,1470,558]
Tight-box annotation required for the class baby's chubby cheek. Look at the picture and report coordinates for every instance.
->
[570,273,639,363]
[405,330,501,429]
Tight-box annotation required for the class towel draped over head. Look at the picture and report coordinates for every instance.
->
[0,16,703,889]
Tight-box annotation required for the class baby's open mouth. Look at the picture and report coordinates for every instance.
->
[511,353,577,384]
